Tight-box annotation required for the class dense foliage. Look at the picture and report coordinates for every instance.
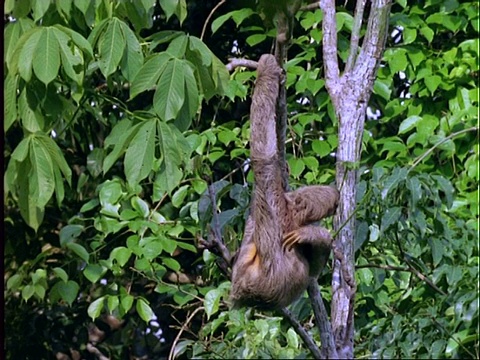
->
[4,0,478,359]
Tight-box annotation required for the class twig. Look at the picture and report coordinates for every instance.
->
[168,306,204,360]
[358,262,447,296]
[300,2,321,11]
[226,58,258,72]
[410,126,478,171]
[200,0,227,41]
[280,307,323,359]
[392,233,447,296]
[345,0,366,73]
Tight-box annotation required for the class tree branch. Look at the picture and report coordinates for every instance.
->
[307,278,338,359]
[226,58,258,72]
[200,0,227,41]
[280,307,323,359]
[319,0,340,92]
[345,0,366,73]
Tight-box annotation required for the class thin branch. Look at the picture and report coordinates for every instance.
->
[280,307,323,359]
[353,0,391,75]
[410,126,479,171]
[393,233,447,296]
[168,306,204,360]
[357,263,447,296]
[226,58,258,72]
[200,0,227,41]
[300,2,321,12]
[345,0,366,73]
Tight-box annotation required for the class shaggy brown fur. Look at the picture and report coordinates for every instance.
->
[230,54,339,309]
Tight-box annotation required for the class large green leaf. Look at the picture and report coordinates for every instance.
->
[32,0,50,21]
[103,121,142,174]
[29,138,55,209]
[153,58,185,121]
[4,18,34,69]
[36,135,72,185]
[156,121,183,193]
[4,74,18,132]
[124,119,156,186]
[119,21,144,81]
[99,18,125,78]
[32,28,61,85]
[130,53,171,99]
[17,28,43,81]
[136,298,155,323]
[17,159,44,231]
[52,27,83,84]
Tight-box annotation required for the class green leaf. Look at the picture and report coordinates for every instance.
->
[381,207,402,232]
[211,9,254,34]
[369,224,380,242]
[36,135,72,185]
[99,180,123,206]
[33,28,61,85]
[160,0,179,20]
[398,115,421,134]
[7,274,23,291]
[136,298,155,323]
[59,224,84,246]
[18,29,43,81]
[103,121,142,174]
[57,280,79,306]
[130,53,171,99]
[32,0,50,21]
[22,284,35,301]
[29,138,55,208]
[172,185,189,208]
[124,119,156,186]
[166,34,188,58]
[188,36,212,66]
[386,48,408,74]
[204,289,221,319]
[17,161,44,231]
[119,22,144,81]
[162,257,180,271]
[381,167,407,199]
[312,139,331,157]
[88,296,105,321]
[53,267,68,283]
[83,264,107,283]
[289,158,305,178]
[66,242,90,263]
[107,295,120,313]
[142,240,163,260]
[156,122,183,194]
[4,74,17,132]
[11,137,31,162]
[424,75,442,94]
[121,294,134,313]
[154,59,185,121]
[99,18,125,78]
[110,247,132,267]
[246,34,267,47]
[131,196,150,218]
[52,27,83,84]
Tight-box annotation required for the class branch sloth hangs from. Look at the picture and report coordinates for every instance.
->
[230,54,339,309]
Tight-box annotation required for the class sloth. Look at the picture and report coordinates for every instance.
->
[230,54,339,309]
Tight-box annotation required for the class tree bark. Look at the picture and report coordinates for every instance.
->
[319,0,392,358]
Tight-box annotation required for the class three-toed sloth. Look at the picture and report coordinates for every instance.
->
[230,54,339,309]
